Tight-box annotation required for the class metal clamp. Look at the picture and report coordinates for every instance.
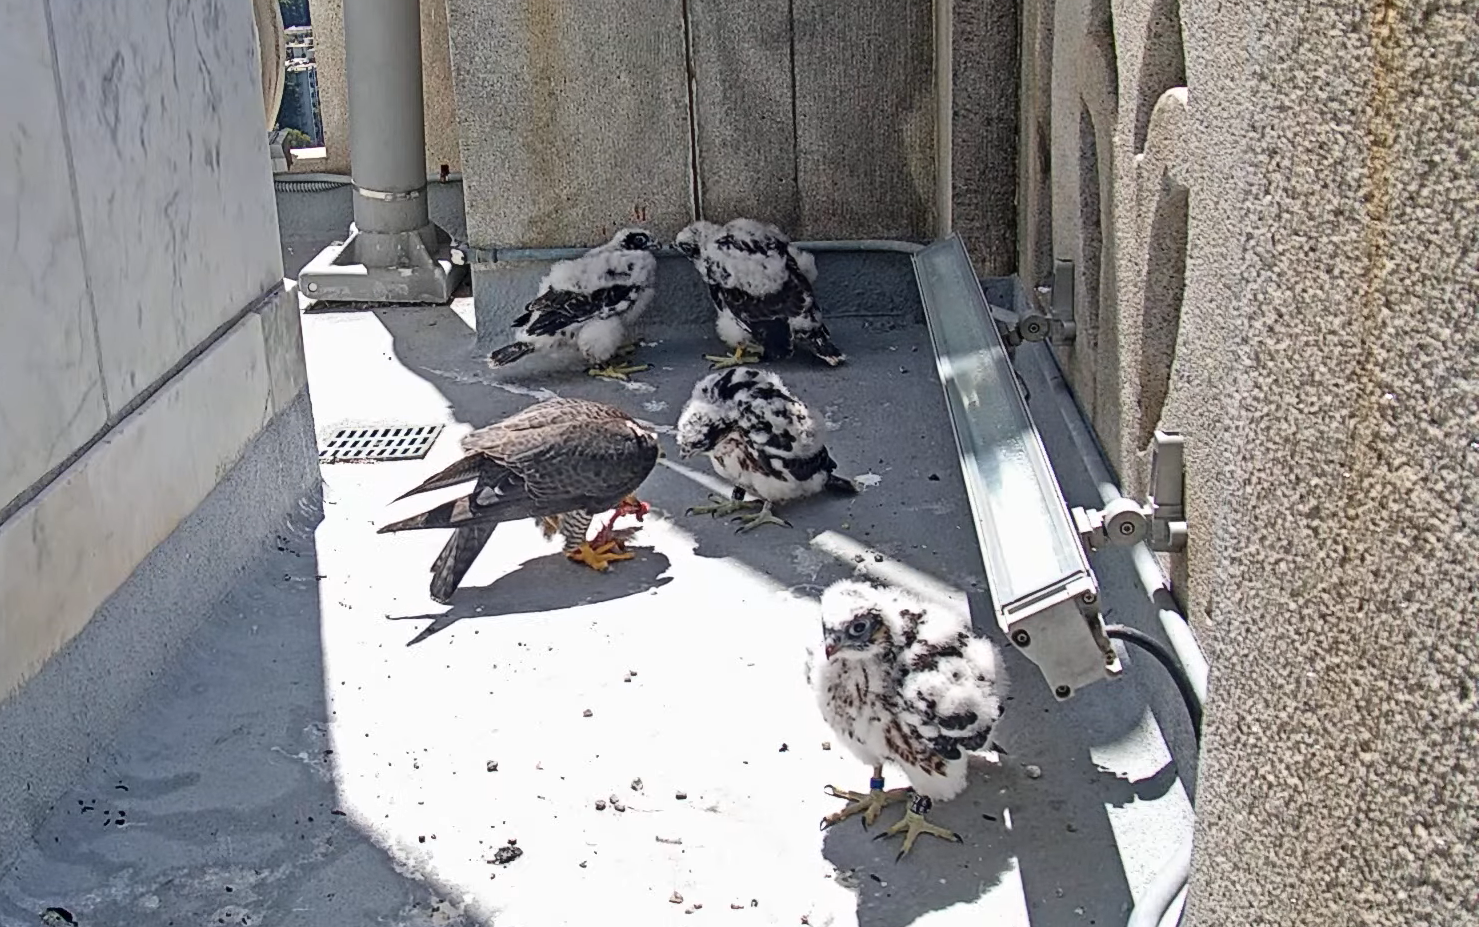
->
[1019,258,1079,345]
[1073,431,1187,553]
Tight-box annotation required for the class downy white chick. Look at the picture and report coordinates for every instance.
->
[808,579,1009,860]
[486,228,659,380]
[675,366,856,531]
[674,218,843,369]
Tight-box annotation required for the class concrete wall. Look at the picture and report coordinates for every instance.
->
[441,0,1019,270]
[308,0,461,177]
[1020,0,1479,921]
[0,0,317,863]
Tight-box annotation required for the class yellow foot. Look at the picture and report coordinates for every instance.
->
[731,500,790,533]
[586,362,651,381]
[703,345,762,369]
[565,540,636,572]
[685,494,760,519]
[872,796,963,861]
[820,784,911,830]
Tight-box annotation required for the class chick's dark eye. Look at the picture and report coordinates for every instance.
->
[847,620,870,638]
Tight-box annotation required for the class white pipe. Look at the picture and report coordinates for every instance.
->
[1127,835,1193,927]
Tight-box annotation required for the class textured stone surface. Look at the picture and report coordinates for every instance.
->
[0,0,107,509]
[48,0,283,407]
[445,0,693,247]
[307,0,461,176]
[1020,0,1479,921]
[688,0,799,231]
[793,0,935,240]
[950,0,1019,275]
[1177,2,1479,923]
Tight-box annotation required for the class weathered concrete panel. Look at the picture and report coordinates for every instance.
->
[446,0,693,248]
[688,0,799,231]
[951,0,1020,274]
[49,0,282,406]
[792,0,935,240]
[0,315,275,700]
[308,0,462,177]
[0,0,107,510]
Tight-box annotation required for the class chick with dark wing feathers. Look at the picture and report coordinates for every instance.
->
[675,218,843,369]
[676,367,857,532]
[811,580,1009,860]
[486,229,660,381]
[377,398,660,603]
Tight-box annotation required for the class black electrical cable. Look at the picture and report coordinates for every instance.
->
[1104,623,1203,744]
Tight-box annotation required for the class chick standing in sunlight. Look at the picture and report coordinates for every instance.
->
[807,579,1009,860]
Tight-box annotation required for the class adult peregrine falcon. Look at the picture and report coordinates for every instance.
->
[378,398,660,603]
[674,218,844,369]
[808,580,1010,860]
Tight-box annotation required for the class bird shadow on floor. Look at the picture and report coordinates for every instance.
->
[818,749,1180,927]
[387,544,674,646]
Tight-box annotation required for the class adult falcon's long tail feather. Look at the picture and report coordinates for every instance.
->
[378,497,471,534]
[391,455,487,502]
[428,524,497,604]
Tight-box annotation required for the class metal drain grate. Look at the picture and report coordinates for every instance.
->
[319,424,444,462]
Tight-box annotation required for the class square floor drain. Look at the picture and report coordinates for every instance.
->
[319,424,444,462]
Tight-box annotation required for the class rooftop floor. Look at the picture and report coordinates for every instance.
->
[0,217,1195,926]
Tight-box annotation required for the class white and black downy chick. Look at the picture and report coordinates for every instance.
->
[675,366,857,531]
[807,579,1009,860]
[674,218,844,369]
[486,228,660,380]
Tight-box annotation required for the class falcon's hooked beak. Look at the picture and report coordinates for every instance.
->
[823,638,842,659]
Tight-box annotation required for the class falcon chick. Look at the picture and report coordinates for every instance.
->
[674,218,843,369]
[486,228,659,380]
[676,366,857,532]
[377,398,660,603]
[808,580,1009,860]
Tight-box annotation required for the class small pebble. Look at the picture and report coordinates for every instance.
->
[873,554,884,562]
[675,790,688,800]
[822,742,832,751]
[507,837,518,845]
[779,743,789,753]
[583,709,593,718]
[631,778,644,791]
[418,835,426,844]
[491,845,523,865]
[595,800,608,811]
[629,670,638,677]
[685,908,694,915]
[1024,764,1042,779]
[694,904,703,910]
[1066,822,1078,832]
[656,836,683,845]
[731,904,745,910]
[670,892,684,904]
[580,861,588,868]
[613,801,627,812]
[486,760,499,772]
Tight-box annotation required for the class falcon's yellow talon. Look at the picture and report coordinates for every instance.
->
[820,785,911,830]
[704,345,762,369]
[685,494,759,519]
[586,362,650,381]
[871,798,963,861]
[732,500,790,532]
[566,541,635,571]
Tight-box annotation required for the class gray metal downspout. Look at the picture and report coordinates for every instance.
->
[297,0,464,303]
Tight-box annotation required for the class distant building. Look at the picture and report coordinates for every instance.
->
[282,62,321,144]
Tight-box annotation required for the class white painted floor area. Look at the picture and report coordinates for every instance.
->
[0,293,1195,927]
